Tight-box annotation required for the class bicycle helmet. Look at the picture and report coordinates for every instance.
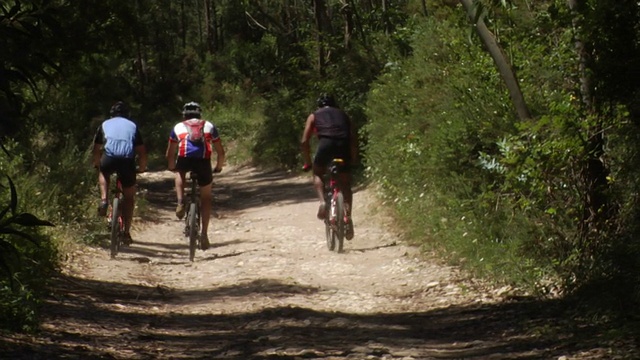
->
[316,93,336,108]
[182,101,202,118]
[109,101,130,117]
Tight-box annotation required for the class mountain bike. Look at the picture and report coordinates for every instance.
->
[183,168,220,262]
[323,158,348,253]
[107,175,127,258]
[183,171,202,262]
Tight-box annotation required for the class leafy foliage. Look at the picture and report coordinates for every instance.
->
[0,174,55,332]
[0,176,54,283]
[365,0,640,307]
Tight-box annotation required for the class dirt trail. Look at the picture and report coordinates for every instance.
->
[0,166,634,359]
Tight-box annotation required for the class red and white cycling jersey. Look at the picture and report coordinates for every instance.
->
[169,119,221,159]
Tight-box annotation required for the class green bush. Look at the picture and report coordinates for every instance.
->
[363,16,579,293]
[0,153,57,332]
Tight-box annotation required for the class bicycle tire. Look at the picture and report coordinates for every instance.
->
[188,202,198,261]
[335,191,345,253]
[325,215,335,251]
[110,197,121,258]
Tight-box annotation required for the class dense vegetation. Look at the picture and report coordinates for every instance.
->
[1,0,639,331]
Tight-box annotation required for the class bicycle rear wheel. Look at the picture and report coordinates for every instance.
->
[110,197,121,258]
[188,202,198,261]
[335,191,345,253]
[325,218,335,251]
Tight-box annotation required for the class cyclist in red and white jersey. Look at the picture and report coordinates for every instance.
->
[166,102,225,250]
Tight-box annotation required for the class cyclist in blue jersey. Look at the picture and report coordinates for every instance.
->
[301,94,358,240]
[92,101,147,244]
[166,101,225,250]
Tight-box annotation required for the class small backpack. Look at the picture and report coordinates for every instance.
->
[183,119,206,144]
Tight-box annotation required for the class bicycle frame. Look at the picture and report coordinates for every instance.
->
[108,176,125,258]
[184,171,201,261]
[324,158,347,252]
[107,177,123,223]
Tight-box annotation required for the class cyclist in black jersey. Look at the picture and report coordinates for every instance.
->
[301,94,358,240]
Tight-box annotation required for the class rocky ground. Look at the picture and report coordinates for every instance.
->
[0,166,637,359]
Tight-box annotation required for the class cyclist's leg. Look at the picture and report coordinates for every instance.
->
[121,185,136,233]
[338,170,354,240]
[196,159,214,234]
[174,157,189,203]
[313,138,333,218]
[196,160,213,249]
[336,140,354,239]
[118,159,137,237]
[338,171,353,216]
[98,172,109,201]
[336,140,353,216]
[311,165,326,203]
[97,156,115,216]
[199,182,212,233]
[312,164,327,219]
[174,157,189,219]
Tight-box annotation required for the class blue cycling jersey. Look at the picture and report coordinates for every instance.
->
[94,117,143,158]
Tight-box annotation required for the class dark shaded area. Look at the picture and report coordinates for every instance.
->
[138,168,319,219]
[0,273,637,359]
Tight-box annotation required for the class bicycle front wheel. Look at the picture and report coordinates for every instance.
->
[335,191,345,253]
[188,202,198,261]
[110,198,121,259]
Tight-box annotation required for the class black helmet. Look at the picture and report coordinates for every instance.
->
[109,101,130,117]
[316,94,336,108]
[182,101,202,118]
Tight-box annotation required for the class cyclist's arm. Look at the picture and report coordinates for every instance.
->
[134,128,147,172]
[349,117,358,164]
[92,125,104,168]
[166,140,178,171]
[300,113,315,166]
[135,144,147,173]
[212,139,225,171]
[92,144,102,168]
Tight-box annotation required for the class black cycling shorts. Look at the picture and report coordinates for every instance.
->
[100,155,137,188]
[175,157,213,186]
[314,137,351,168]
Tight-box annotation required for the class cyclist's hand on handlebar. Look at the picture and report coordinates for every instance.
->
[302,163,312,172]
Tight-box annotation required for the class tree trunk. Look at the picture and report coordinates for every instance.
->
[421,0,429,17]
[340,1,353,49]
[211,0,219,52]
[459,0,532,121]
[382,0,391,35]
[567,0,609,261]
[313,0,326,75]
[204,0,215,54]
[567,0,592,110]
[180,0,186,49]
[197,0,203,54]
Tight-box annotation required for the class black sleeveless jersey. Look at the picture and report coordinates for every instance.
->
[313,106,350,139]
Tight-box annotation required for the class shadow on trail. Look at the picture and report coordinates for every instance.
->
[137,168,327,217]
[111,239,249,264]
[1,274,636,359]
[346,241,399,253]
